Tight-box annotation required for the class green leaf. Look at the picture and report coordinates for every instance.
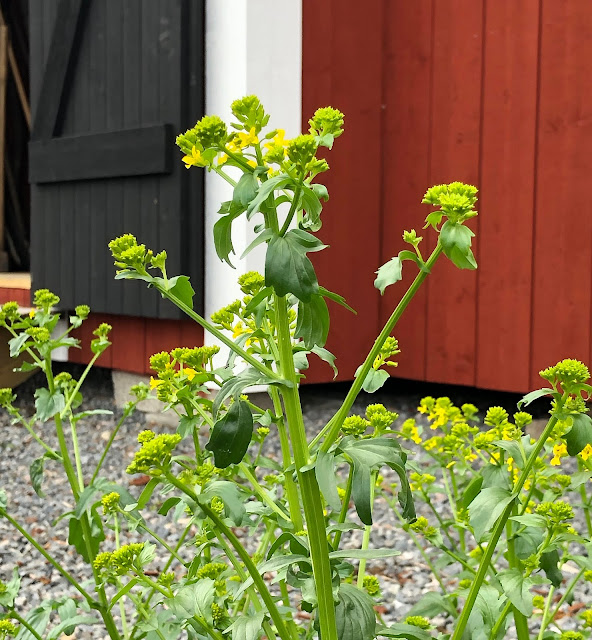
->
[46,615,98,640]
[68,512,105,562]
[514,527,544,560]
[34,388,66,422]
[509,514,547,529]
[265,233,319,302]
[15,604,52,640]
[311,345,338,378]
[0,488,6,510]
[469,487,513,542]
[295,294,329,348]
[227,612,266,640]
[233,172,259,206]
[57,599,78,636]
[329,549,401,560]
[407,591,457,618]
[200,480,246,526]
[300,185,324,232]
[213,367,284,417]
[206,400,253,468]
[8,333,29,357]
[30,454,53,498]
[498,568,533,616]
[439,221,477,270]
[468,585,506,640]
[564,413,592,456]
[517,388,554,409]
[540,549,563,588]
[0,568,20,607]
[267,532,309,559]
[319,286,357,314]
[315,450,341,510]
[374,257,402,295]
[246,175,293,217]
[244,286,273,315]
[108,578,139,611]
[339,436,415,525]
[167,579,215,624]
[460,474,483,509]
[376,623,433,640]
[240,228,274,259]
[333,583,376,640]
[213,203,245,267]
[177,414,199,439]
[354,367,390,393]
[166,276,195,310]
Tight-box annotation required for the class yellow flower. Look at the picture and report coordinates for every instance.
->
[265,129,288,150]
[184,367,197,382]
[182,146,204,169]
[551,442,568,466]
[237,127,259,148]
[217,153,229,166]
[28,309,35,318]
[247,159,257,168]
[580,443,592,461]
[149,376,163,390]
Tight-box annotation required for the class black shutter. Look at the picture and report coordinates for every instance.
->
[29,0,204,318]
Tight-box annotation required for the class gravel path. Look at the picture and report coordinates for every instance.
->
[0,365,589,638]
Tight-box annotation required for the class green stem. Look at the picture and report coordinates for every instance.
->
[69,417,85,491]
[1,510,95,604]
[9,610,44,640]
[537,586,555,640]
[451,400,566,640]
[506,508,530,640]
[578,459,592,536]
[60,351,101,418]
[489,600,512,639]
[11,411,59,459]
[273,293,338,640]
[165,473,293,640]
[187,618,226,640]
[158,288,281,382]
[357,472,376,588]
[114,517,130,640]
[314,243,445,452]
[332,468,353,549]
[278,171,305,236]
[90,407,133,485]
[269,386,303,531]
[548,568,584,623]
[239,462,291,522]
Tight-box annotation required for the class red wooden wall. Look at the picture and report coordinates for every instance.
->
[302,0,592,393]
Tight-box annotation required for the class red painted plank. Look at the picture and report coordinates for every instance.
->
[531,1,592,388]
[178,319,204,348]
[380,1,434,381]
[425,0,483,387]
[144,318,182,374]
[302,0,385,383]
[110,315,146,373]
[476,0,539,392]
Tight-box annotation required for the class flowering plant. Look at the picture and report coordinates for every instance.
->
[0,96,591,640]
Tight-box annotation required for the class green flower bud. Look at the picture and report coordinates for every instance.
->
[0,302,19,323]
[404,616,431,630]
[196,562,227,580]
[341,415,370,437]
[238,271,265,296]
[150,351,171,373]
[127,433,181,475]
[540,358,590,386]
[26,327,51,343]
[151,250,167,272]
[0,388,15,408]
[109,234,138,260]
[362,575,380,596]
[513,411,532,429]
[484,406,509,427]
[0,620,18,637]
[101,492,120,514]
[231,95,269,131]
[286,134,317,169]
[74,304,90,320]
[402,229,422,248]
[130,383,150,402]
[308,106,345,139]
[33,289,60,310]
[560,632,584,640]
[194,115,228,148]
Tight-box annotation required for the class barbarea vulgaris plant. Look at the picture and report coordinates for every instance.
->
[0,94,590,640]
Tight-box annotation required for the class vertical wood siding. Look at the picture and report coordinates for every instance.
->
[303,0,592,392]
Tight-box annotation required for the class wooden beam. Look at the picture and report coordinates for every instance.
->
[31,0,89,139]
[29,124,174,183]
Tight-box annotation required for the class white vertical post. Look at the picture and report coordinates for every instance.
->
[204,0,302,359]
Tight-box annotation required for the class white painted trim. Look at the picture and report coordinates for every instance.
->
[204,0,302,366]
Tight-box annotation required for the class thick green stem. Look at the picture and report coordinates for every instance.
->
[548,568,583,623]
[490,600,512,639]
[451,401,565,640]
[313,243,444,452]
[273,293,338,640]
[332,468,353,549]
[506,509,530,640]
[239,462,291,522]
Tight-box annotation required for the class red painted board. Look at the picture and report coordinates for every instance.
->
[476,0,539,393]
[302,0,385,383]
[144,318,182,374]
[110,315,147,373]
[531,1,592,388]
[425,0,483,387]
[379,0,434,382]
[178,319,204,349]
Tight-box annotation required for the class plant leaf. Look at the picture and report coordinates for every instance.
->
[213,203,245,266]
[498,568,533,616]
[374,257,403,295]
[469,487,514,542]
[315,450,341,510]
[376,623,432,640]
[332,583,376,640]
[319,286,356,314]
[233,172,259,206]
[295,294,329,348]
[440,221,477,270]
[166,276,195,310]
[200,480,246,526]
[354,367,390,393]
[206,400,253,468]
[329,549,400,560]
[517,388,554,409]
[227,611,266,640]
[167,579,215,624]
[246,175,292,217]
[29,453,55,498]
[34,388,65,422]
[311,345,338,378]
[564,413,592,456]
[407,591,458,619]
[339,436,415,525]
[265,233,319,302]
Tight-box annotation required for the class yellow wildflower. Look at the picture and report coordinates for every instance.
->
[182,146,205,169]
[217,153,229,166]
[149,376,163,390]
[237,127,258,148]
[28,309,35,318]
[247,159,257,168]
[551,442,568,466]
[184,367,197,382]
[580,443,592,461]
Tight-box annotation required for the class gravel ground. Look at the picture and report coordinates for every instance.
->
[0,364,590,638]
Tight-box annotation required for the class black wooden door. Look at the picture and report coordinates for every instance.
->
[29,0,204,318]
